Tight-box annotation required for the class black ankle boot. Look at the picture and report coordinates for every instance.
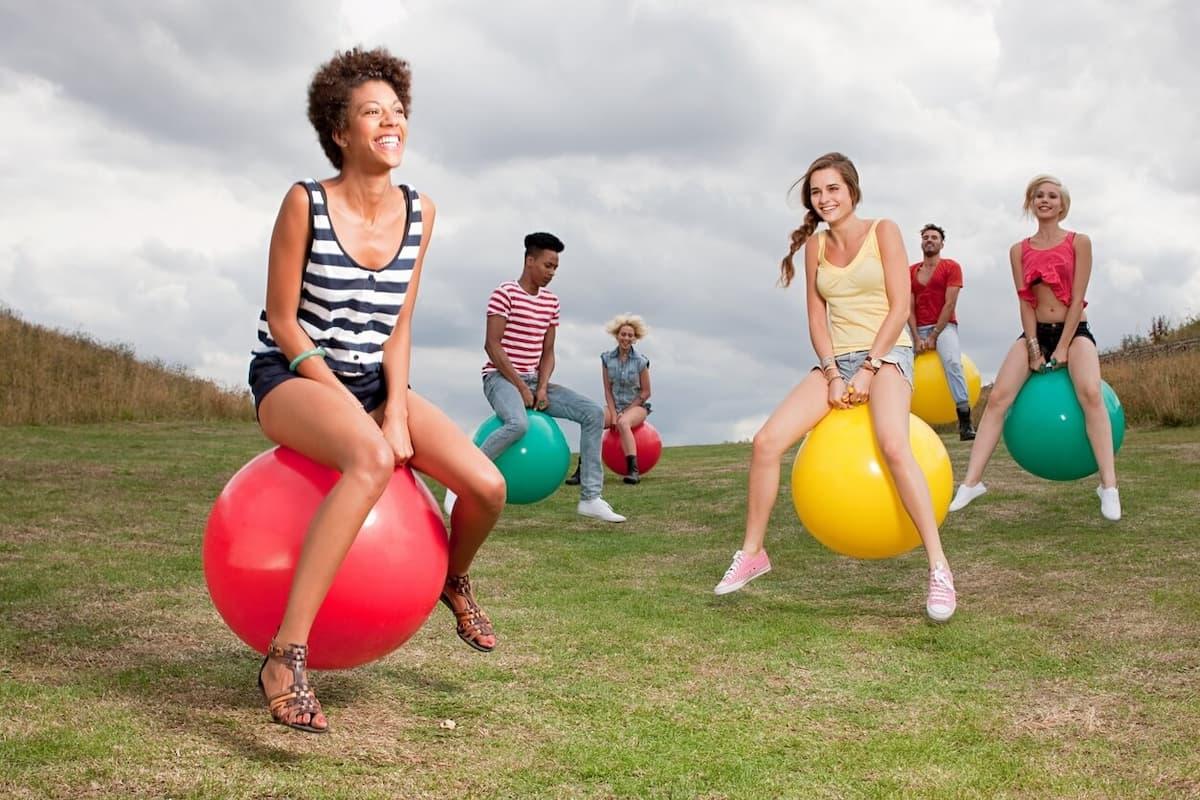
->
[957,408,976,441]
[564,460,581,485]
[623,454,640,484]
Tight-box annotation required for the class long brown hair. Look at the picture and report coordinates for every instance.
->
[779,152,862,287]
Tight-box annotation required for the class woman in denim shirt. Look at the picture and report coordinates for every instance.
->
[602,313,653,484]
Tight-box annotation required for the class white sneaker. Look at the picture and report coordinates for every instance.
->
[443,489,457,516]
[948,482,987,512]
[1097,485,1121,521]
[577,497,626,523]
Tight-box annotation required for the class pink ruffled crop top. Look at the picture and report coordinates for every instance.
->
[1017,232,1086,309]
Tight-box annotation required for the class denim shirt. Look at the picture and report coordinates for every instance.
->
[601,346,650,411]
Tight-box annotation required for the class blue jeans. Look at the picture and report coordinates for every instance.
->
[917,323,968,408]
[481,372,605,500]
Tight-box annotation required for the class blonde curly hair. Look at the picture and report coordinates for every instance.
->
[604,313,648,340]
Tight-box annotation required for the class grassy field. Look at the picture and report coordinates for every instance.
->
[1,422,1198,799]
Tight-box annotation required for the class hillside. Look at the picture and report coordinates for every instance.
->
[0,306,252,425]
[2,305,1195,427]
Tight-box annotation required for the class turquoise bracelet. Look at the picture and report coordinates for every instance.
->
[288,347,327,372]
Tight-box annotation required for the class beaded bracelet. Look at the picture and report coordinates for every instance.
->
[288,347,327,372]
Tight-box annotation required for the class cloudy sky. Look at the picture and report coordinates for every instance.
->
[2,0,1197,446]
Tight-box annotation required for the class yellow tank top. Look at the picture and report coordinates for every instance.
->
[815,220,912,355]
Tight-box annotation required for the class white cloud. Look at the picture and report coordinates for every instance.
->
[2,0,1198,446]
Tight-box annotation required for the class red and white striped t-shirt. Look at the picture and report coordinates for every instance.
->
[481,281,560,375]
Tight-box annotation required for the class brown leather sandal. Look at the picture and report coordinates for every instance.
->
[439,574,496,652]
[257,640,328,734]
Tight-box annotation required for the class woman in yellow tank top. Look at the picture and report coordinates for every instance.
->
[714,152,957,623]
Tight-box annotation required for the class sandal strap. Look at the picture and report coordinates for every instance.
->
[444,573,474,596]
[267,686,322,716]
[266,640,309,671]
[441,574,495,638]
[262,640,324,726]
[453,605,495,638]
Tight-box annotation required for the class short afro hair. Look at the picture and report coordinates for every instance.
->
[920,223,946,241]
[524,232,565,258]
[307,47,412,170]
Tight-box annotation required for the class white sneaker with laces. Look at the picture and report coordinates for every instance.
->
[443,489,457,516]
[948,482,987,512]
[1097,485,1121,521]
[577,497,626,523]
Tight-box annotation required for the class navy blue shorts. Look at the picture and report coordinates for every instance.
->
[248,353,388,417]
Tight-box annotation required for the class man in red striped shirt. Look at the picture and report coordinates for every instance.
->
[447,232,625,523]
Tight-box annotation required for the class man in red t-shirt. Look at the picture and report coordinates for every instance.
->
[908,223,975,440]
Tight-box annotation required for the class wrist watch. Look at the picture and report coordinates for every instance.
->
[863,356,883,373]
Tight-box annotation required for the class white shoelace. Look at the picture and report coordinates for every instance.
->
[929,567,956,601]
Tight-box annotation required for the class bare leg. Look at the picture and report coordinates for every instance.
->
[405,390,506,651]
[1066,337,1117,489]
[961,340,1033,486]
[256,379,397,730]
[404,391,506,575]
[616,406,649,455]
[869,367,945,570]
[741,371,831,555]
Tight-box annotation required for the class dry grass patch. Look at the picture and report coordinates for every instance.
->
[1009,686,1115,737]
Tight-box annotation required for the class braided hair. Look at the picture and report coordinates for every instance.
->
[779,152,862,287]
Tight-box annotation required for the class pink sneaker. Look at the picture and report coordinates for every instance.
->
[714,549,771,595]
[926,562,957,622]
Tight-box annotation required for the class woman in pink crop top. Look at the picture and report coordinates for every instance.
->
[713,152,958,623]
[949,174,1121,521]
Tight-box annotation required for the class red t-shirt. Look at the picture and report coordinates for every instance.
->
[909,259,963,327]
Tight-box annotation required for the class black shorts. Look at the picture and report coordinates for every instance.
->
[247,352,388,417]
[1018,321,1097,361]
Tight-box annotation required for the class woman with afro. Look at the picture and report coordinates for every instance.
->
[246,47,505,733]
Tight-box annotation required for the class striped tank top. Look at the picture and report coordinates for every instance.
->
[252,180,423,376]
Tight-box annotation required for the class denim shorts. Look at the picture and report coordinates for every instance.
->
[1018,321,1096,361]
[817,346,915,388]
[616,401,652,415]
[247,352,388,417]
